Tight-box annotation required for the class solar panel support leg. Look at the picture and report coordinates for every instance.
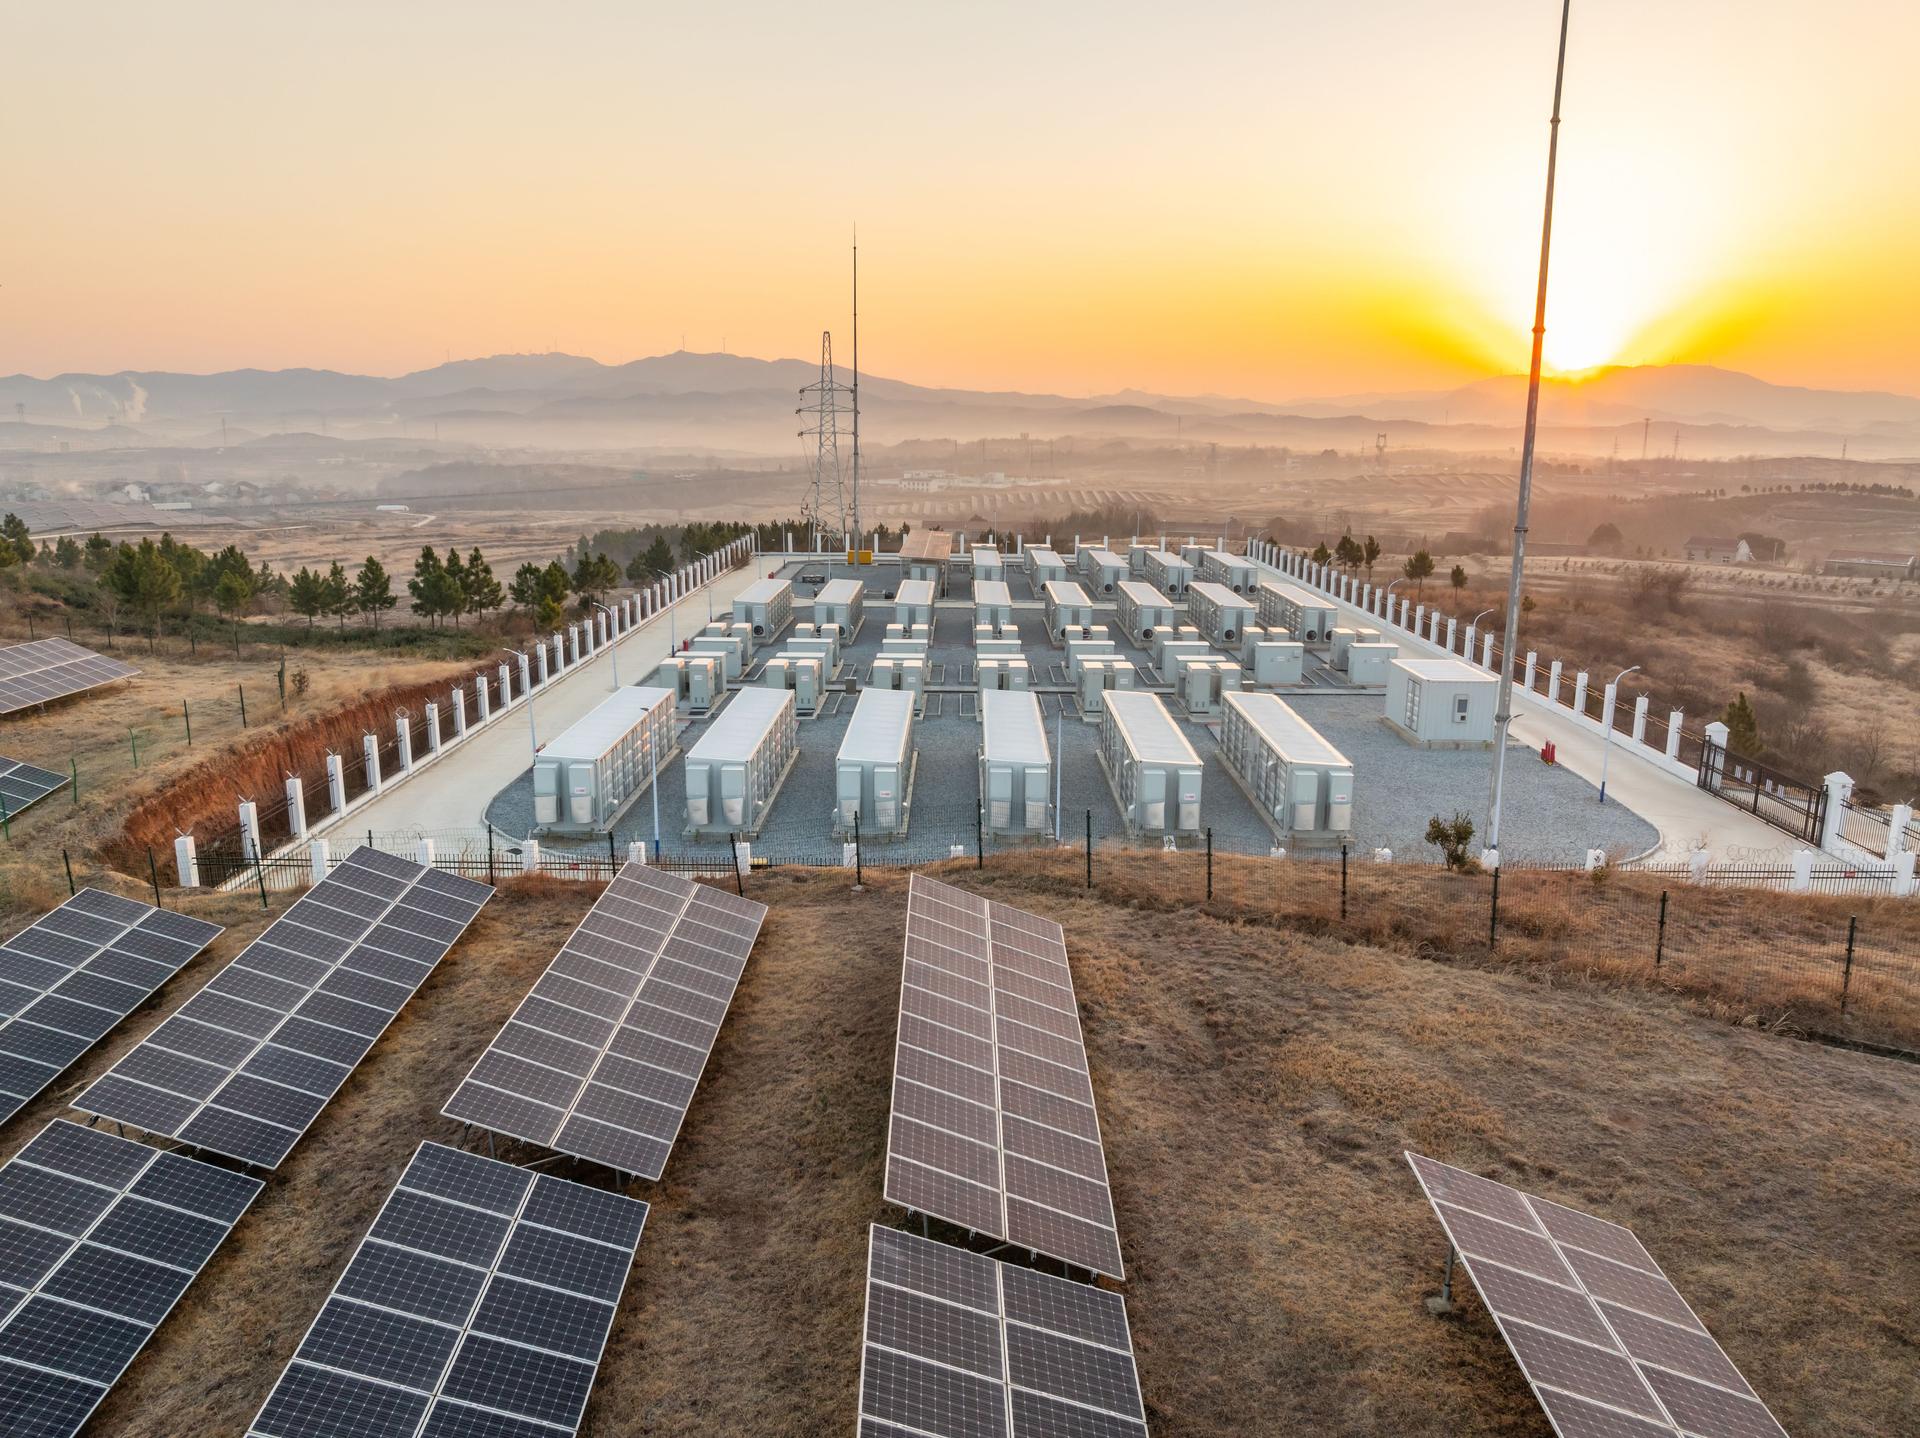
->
[1425,1245,1458,1316]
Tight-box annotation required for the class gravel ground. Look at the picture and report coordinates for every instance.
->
[484,577,1658,865]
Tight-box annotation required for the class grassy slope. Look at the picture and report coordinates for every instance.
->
[11,859,1912,1437]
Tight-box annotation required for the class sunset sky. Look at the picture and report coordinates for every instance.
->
[6,1,1917,400]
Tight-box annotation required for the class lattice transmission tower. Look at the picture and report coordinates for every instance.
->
[796,331,855,548]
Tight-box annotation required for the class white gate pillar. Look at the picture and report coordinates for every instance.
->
[1601,680,1619,737]
[1892,850,1916,898]
[1445,617,1458,652]
[1790,849,1814,892]
[174,834,198,887]
[498,662,512,705]
[536,645,549,685]
[416,838,435,868]
[1481,632,1495,669]
[1887,803,1914,859]
[1820,772,1854,854]
[521,838,541,874]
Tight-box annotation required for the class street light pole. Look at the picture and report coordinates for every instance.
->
[1598,665,1638,805]
[1486,0,1574,867]
[503,650,534,760]
[1469,607,1495,661]
[590,602,618,690]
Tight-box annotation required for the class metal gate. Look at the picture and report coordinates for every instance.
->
[1697,738,1826,844]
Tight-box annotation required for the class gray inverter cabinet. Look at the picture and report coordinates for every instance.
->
[1115,581,1179,645]
[1100,690,1203,837]
[977,657,1031,692]
[761,655,824,714]
[812,578,866,640]
[974,579,1014,629]
[835,687,916,836]
[971,546,1005,582]
[1187,581,1258,646]
[1150,625,1203,669]
[980,688,1052,836]
[1198,549,1258,594]
[683,686,798,836]
[1256,580,1337,645]
[532,685,678,833]
[1141,549,1194,598]
[656,653,724,711]
[1219,691,1354,841]
[1383,656,1497,747]
[1346,641,1397,685]
[1043,580,1097,641]
[685,633,745,683]
[732,577,795,646]
[894,578,936,627]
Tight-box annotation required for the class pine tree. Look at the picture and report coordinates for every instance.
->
[288,567,327,631]
[462,548,503,620]
[537,560,572,629]
[509,562,544,614]
[1722,692,1760,757]
[322,561,352,630]
[1403,548,1435,596]
[409,546,447,628]
[84,533,113,571]
[53,535,82,569]
[443,548,469,628]
[356,557,397,631]
[0,513,33,565]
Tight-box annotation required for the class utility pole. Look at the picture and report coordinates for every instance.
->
[1640,415,1650,464]
[1486,0,1575,867]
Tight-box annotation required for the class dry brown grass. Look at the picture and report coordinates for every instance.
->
[7,855,1912,1437]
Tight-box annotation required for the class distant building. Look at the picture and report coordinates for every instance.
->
[1683,536,1752,564]
[1823,549,1918,580]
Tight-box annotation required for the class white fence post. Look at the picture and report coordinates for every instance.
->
[310,837,331,884]
[174,834,198,887]
[416,838,435,868]
[1601,680,1619,737]
[536,645,550,686]
[1631,696,1649,745]
[499,662,513,704]
[626,840,647,866]
[326,752,346,812]
[396,714,413,772]
[1893,851,1916,898]
[453,689,468,737]
[238,800,260,861]
[425,701,441,754]
[286,776,307,838]
[1481,632,1495,668]
[475,676,491,724]
[1666,710,1684,761]
[1524,651,1537,689]
[363,734,383,794]
[521,838,541,874]
[1887,803,1914,860]
[1573,670,1589,715]
[1790,849,1814,892]
[1820,772,1853,854]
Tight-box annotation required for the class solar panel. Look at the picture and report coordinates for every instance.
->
[246,1141,647,1438]
[0,639,139,717]
[0,890,223,1128]
[442,863,768,1181]
[884,874,1125,1278]
[73,848,492,1168]
[0,757,69,820]
[1405,1152,1788,1438]
[857,1223,1148,1438]
[0,1118,262,1438]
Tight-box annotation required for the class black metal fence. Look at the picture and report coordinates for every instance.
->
[1697,738,1827,844]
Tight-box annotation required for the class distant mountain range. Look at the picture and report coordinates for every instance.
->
[2,353,1916,459]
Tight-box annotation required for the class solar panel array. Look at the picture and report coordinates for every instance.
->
[0,1119,263,1438]
[885,874,1125,1278]
[75,847,492,1168]
[1406,1153,1788,1438]
[0,757,69,819]
[0,890,223,1128]
[442,862,768,1180]
[0,639,139,716]
[858,1223,1148,1438]
[247,1141,647,1438]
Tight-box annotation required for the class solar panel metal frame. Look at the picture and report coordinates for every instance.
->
[0,756,70,819]
[884,874,1126,1279]
[855,1222,1149,1438]
[441,861,768,1181]
[0,889,223,1129]
[244,1140,647,1438]
[0,1118,263,1438]
[1405,1152,1789,1438]
[71,847,492,1168]
[0,638,140,717]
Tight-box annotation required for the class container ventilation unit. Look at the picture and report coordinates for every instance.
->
[683,686,799,835]
[1099,690,1203,836]
[1187,581,1258,647]
[1219,691,1354,842]
[976,657,1031,692]
[532,684,678,833]
[1076,657,1136,716]
[685,632,745,683]
[835,687,916,837]
[980,688,1052,835]
[1179,657,1243,716]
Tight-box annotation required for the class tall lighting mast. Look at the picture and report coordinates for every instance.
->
[1486,0,1574,865]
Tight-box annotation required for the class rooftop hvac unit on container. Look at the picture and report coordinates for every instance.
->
[1115,581,1179,645]
[761,654,824,715]
[731,577,795,646]
[973,579,1014,630]
[1099,690,1203,837]
[685,632,745,683]
[532,685,678,834]
[1077,547,1128,596]
[812,578,866,641]
[1219,691,1354,844]
[1149,625,1203,669]
[1076,657,1135,716]
[1187,581,1258,647]
[835,687,917,837]
[1199,549,1258,594]
[977,657,1032,693]
[1026,546,1069,584]
[1256,580,1337,645]
[1346,641,1397,686]
[1247,640,1306,686]
[683,685,799,836]
[971,546,1004,582]
[980,688,1052,836]
[781,632,841,675]
[1383,656,1498,748]
[1043,580,1097,642]
[1179,658,1243,716]
[1065,633,1120,681]
[894,578,936,627]
[656,653,724,712]
[1141,549,1194,598]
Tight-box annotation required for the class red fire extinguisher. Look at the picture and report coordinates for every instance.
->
[1542,740,1556,765]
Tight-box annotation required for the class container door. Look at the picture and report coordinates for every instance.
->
[721,763,746,826]
[874,764,899,830]
[1176,768,1202,831]
[1024,766,1049,831]
[837,764,862,829]
[1291,769,1320,832]
[685,762,711,827]
[1325,771,1353,832]
[568,763,596,825]
[533,762,560,826]
[988,765,1013,831]
[1141,768,1166,831]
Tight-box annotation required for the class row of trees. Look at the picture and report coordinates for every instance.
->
[1306,535,1468,602]
[286,560,398,631]
[95,535,280,640]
